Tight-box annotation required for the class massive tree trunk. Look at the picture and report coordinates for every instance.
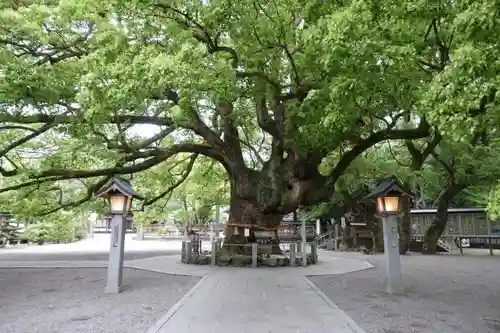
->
[216,155,330,259]
[220,198,284,256]
[422,183,465,254]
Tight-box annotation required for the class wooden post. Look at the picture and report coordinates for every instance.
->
[353,226,357,248]
[252,243,258,268]
[290,243,297,267]
[334,223,339,250]
[458,214,463,255]
[458,214,463,237]
[311,242,317,264]
[301,218,307,267]
[341,217,346,249]
[487,215,493,256]
[181,241,187,262]
[211,241,217,265]
[215,205,221,239]
[186,241,192,263]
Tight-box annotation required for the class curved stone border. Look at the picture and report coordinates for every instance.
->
[0,250,374,277]
[146,275,208,333]
[304,277,367,333]
[182,252,316,267]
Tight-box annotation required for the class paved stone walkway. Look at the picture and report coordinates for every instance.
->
[149,268,366,333]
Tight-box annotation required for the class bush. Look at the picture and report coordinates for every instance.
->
[24,224,49,244]
[74,226,88,240]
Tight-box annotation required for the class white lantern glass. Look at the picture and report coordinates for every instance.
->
[109,193,127,214]
[384,196,400,213]
[377,195,400,214]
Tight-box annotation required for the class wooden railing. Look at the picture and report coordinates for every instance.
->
[315,230,336,248]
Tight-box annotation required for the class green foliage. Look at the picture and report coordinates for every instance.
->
[133,156,228,224]
[487,186,500,220]
[24,224,49,244]
[0,0,498,224]
[24,211,87,243]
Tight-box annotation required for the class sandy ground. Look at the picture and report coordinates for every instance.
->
[0,268,199,333]
[0,234,216,261]
[310,252,500,333]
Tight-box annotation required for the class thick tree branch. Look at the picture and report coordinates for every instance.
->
[255,95,280,139]
[405,130,442,170]
[0,22,92,66]
[37,176,112,216]
[183,112,228,152]
[34,143,221,180]
[0,122,55,176]
[0,114,174,126]
[155,4,238,67]
[134,126,176,150]
[216,101,245,165]
[430,150,456,181]
[240,140,265,166]
[0,125,38,132]
[0,143,225,196]
[329,121,431,185]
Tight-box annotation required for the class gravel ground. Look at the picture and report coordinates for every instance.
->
[0,268,199,333]
[309,252,500,333]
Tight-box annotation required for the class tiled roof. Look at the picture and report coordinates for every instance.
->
[95,176,143,200]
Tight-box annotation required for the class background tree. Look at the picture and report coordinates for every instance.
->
[417,130,500,253]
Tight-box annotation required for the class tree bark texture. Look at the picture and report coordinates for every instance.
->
[220,198,284,256]
[218,162,326,258]
[422,183,466,254]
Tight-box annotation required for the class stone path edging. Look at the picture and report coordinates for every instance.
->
[146,275,208,333]
[304,276,367,333]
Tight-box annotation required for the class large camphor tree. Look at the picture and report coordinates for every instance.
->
[1,1,495,256]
